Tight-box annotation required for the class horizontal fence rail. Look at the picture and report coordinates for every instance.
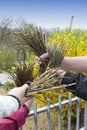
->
[20,93,87,130]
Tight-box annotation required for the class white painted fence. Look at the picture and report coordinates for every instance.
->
[20,93,87,130]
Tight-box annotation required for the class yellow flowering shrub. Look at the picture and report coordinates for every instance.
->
[48,29,87,57]
[35,28,87,120]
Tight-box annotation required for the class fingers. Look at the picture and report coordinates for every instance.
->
[36,56,42,65]
[22,95,34,104]
[21,84,29,91]
[16,84,29,99]
[24,96,34,108]
[36,52,49,66]
[40,52,49,59]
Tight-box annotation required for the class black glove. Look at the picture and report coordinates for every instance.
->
[62,72,87,100]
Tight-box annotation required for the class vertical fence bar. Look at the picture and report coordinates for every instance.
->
[34,102,38,130]
[47,98,50,130]
[58,95,62,130]
[68,93,71,130]
[19,96,82,130]
[84,101,87,130]
[76,98,80,130]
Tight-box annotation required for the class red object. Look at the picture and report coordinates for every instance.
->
[0,105,29,130]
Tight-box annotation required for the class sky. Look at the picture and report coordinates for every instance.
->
[0,0,87,29]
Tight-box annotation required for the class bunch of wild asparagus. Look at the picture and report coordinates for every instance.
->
[14,24,74,96]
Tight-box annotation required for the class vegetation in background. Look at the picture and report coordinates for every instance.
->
[4,81,15,91]
[0,17,87,123]
[0,46,16,70]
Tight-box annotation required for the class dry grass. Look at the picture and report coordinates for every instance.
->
[0,87,7,95]
[7,62,34,87]
[23,112,58,130]
[14,24,48,73]
[16,24,67,74]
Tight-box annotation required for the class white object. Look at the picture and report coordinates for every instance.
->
[0,95,19,119]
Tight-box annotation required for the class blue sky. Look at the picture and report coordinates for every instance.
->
[0,0,87,29]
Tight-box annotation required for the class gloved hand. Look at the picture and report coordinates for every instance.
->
[62,71,87,100]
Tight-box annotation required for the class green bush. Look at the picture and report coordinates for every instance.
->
[0,45,16,70]
[5,81,15,91]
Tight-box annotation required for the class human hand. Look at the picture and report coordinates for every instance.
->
[36,52,49,66]
[24,96,34,109]
[7,84,31,105]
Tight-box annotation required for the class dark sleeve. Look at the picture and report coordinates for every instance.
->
[0,105,29,130]
[62,72,87,100]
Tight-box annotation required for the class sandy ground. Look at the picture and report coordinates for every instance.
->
[0,73,14,84]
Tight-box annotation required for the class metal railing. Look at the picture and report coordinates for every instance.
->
[20,93,87,130]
